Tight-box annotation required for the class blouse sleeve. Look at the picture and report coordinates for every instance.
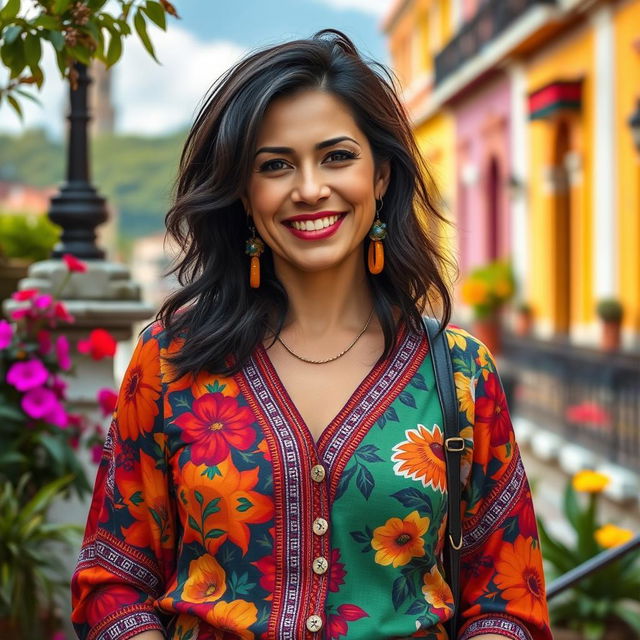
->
[447,327,552,640]
[71,325,176,640]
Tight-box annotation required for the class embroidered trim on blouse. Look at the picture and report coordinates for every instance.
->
[462,450,526,553]
[77,531,161,595]
[90,606,163,640]
[459,614,533,640]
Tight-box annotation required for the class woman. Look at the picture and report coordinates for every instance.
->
[72,30,551,640]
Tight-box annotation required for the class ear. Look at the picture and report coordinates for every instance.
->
[241,195,251,216]
[374,159,391,199]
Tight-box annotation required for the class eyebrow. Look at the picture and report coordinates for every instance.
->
[254,136,360,157]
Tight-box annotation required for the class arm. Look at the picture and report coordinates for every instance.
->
[71,327,176,640]
[447,328,552,640]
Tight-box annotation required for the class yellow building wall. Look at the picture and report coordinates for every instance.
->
[414,112,457,270]
[526,25,594,329]
[614,0,640,333]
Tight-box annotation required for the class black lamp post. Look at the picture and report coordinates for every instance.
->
[629,98,640,154]
[48,62,108,259]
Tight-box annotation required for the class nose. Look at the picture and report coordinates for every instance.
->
[291,164,331,205]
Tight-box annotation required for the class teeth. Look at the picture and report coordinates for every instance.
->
[291,215,340,231]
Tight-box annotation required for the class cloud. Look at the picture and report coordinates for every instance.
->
[0,24,246,139]
[311,0,394,17]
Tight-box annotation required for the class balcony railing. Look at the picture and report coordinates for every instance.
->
[434,0,556,86]
[500,332,640,472]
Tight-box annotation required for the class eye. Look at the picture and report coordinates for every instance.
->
[258,159,290,172]
[324,149,360,163]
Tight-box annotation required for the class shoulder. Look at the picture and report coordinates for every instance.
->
[443,323,498,375]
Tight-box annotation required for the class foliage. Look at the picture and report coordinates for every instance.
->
[0,212,60,262]
[538,471,640,640]
[0,473,82,639]
[0,0,179,117]
[0,128,184,242]
[461,259,515,320]
[596,298,623,323]
[0,255,116,500]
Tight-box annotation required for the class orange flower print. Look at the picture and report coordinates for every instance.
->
[119,450,174,550]
[182,554,227,603]
[475,373,512,448]
[202,599,258,639]
[391,423,447,492]
[421,565,453,611]
[494,536,547,622]
[175,392,256,465]
[371,510,429,567]
[253,554,275,598]
[179,458,274,554]
[454,370,476,424]
[116,337,161,440]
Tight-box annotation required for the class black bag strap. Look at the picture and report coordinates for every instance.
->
[422,316,462,639]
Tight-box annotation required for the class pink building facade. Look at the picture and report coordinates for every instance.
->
[454,74,513,276]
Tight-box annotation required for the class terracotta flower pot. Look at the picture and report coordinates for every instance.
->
[514,310,533,336]
[601,320,621,351]
[472,312,501,355]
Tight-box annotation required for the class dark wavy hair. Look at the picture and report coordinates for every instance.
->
[157,29,457,380]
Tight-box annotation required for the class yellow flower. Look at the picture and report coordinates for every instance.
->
[446,329,468,351]
[462,279,489,306]
[372,511,430,568]
[595,524,634,549]
[182,554,227,603]
[572,470,610,493]
[494,279,513,299]
[422,565,453,611]
[205,599,258,639]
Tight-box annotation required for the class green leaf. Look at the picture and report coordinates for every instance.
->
[67,44,91,65]
[44,30,65,52]
[236,497,253,513]
[4,24,22,45]
[205,528,225,539]
[187,515,202,535]
[133,9,158,62]
[0,0,20,20]
[202,498,221,520]
[142,1,166,30]
[194,490,204,505]
[7,94,23,120]
[613,603,640,633]
[0,403,25,421]
[53,0,72,13]
[32,14,59,29]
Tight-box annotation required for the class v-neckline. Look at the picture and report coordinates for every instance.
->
[253,320,410,450]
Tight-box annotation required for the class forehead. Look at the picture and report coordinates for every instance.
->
[255,89,364,146]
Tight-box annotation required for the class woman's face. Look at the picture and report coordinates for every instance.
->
[244,89,389,275]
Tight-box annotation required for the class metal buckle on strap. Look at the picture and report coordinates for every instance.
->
[449,533,463,550]
[445,437,465,452]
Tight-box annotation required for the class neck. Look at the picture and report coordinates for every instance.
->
[270,249,375,340]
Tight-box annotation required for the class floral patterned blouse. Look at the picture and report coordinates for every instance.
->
[71,320,552,640]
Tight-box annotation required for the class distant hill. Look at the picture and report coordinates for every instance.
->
[0,127,187,241]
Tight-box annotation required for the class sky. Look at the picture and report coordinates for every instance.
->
[0,0,395,141]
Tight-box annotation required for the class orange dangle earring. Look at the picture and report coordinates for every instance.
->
[245,219,265,288]
[368,196,387,275]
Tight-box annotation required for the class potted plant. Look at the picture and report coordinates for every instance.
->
[537,470,640,640]
[514,301,534,337]
[0,474,83,639]
[460,259,515,354]
[0,213,60,305]
[596,299,623,352]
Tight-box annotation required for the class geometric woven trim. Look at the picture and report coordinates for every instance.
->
[90,606,163,640]
[459,614,533,640]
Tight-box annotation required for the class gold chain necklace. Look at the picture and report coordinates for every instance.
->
[275,307,375,365]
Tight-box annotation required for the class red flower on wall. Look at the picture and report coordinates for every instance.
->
[77,328,117,360]
[174,393,256,465]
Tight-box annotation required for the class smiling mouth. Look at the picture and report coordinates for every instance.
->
[283,213,347,232]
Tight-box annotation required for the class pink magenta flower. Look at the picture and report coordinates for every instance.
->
[77,329,117,360]
[97,388,118,416]
[6,360,49,391]
[55,335,72,371]
[9,307,30,321]
[21,387,58,419]
[34,294,53,310]
[63,253,88,273]
[50,375,68,400]
[37,329,52,355]
[11,288,39,302]
[0,320,13,349]
[44,401,68,428]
